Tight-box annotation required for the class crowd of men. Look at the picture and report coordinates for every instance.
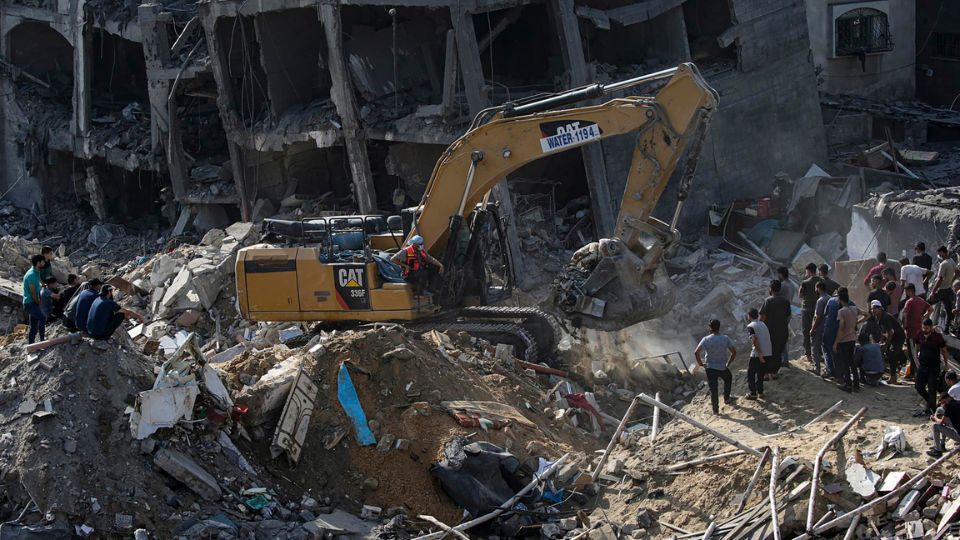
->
[21,247,143,345]
[695,242,960,443]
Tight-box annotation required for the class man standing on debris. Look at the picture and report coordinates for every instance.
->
[883,268,902,314]
[86,285,143,340]
[902,283,932,379]
[818,264,840,296]
[694,319,737,415]
[863,252,892,286]
[900,257,929,300]
[39,277,60,323]
[914,242,934,272]
[928,392,960,458]
[21,254,46,344]
[391,235,444,294]
[834,288,860,392]
[38,245,55,282]
[867,274,891,313]
[746,308,772,399]
[871,299,906,384]
[930,246,957,331]
[799,263,822,365]
[809,281,831,376]
[70,278,104,334]
[760,280,791,377]
[915,319,949,416]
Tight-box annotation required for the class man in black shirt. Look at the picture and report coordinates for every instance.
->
[867,274,891,312]
[929,392,960,457]
[916,319,949,416]
[818,264,840,296]
[872,302,906,384]
[760,279,792,377]
[914,241,934,271]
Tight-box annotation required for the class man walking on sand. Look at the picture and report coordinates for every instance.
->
[694,319,737,415]
[799,263,822,365]
[746,309,773,400]
[760,280,791,378]
[809,281,830,376]
[834,288,860,393]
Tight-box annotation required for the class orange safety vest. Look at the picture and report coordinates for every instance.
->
[404,245,426,275]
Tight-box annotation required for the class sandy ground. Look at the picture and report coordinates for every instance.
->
[592,354,960,538]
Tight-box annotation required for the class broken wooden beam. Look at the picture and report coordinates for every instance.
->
[666,450,746,473]
[636,393,763,457]
[806,407,868,532]
[25,333,82,353]
[735,447,771,513]
[841,512,860,540]
[591,395,641,482]
[418,515,469,540]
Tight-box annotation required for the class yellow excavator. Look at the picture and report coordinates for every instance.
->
[236,63,719,360]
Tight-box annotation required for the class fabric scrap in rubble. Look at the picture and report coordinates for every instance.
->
[336,362,376,446]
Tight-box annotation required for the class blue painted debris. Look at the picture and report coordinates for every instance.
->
[337,362,376,446]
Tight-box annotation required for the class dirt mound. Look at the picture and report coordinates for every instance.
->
[225,326,606,523]
[0,331,164,529]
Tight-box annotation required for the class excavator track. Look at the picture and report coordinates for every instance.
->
[407,306,560,362]
[457,306,561,362]
[431,322,540,362]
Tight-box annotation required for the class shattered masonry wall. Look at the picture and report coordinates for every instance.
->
[805,0,916,99]
[621,0,828,232]
[916,0,960,107]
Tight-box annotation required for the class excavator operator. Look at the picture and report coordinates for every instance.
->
[391,235,444,293]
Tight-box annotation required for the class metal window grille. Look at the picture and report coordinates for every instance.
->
[934,32,960,59]
[835,8,892,56]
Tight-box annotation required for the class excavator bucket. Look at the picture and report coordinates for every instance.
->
[551,238,676,331]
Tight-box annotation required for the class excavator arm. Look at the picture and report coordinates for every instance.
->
[411,63,718,331]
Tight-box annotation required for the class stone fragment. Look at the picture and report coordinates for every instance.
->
[153,448,222,501]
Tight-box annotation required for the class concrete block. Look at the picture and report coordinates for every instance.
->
[236,355,303,425]
[225,222,257,245]
[150,254,180,288]
[200,228,226,248]
[153,448,222,501]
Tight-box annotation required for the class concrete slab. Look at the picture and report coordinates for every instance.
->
[153,448,222,501]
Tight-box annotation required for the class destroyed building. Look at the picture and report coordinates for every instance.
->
[0,0,826,249]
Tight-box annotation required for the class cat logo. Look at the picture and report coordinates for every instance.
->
[338,268,364,288]
[334,265,370,310]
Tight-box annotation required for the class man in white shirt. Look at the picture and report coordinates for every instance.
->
[900,257,930,299]
[746,308,773,400]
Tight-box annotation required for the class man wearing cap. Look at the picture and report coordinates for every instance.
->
[391,235,444,294]
[928,392,960,458]
[694,319,737,415]
[85,284,144,340]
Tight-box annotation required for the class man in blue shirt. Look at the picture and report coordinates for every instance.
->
[86,285,143,340]
[63,278,101,332]
[73,283,102,334]
[694,319,737,415]
[39,277,60,322]
[22,255,45,344]
[854,334,884,386]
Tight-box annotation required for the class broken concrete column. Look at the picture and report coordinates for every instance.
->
[153,448,222,501]
[319,3,377,214]
[84,167,108,221]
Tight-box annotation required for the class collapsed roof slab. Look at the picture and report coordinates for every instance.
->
[848,187,960,260]
[201,0,531,19]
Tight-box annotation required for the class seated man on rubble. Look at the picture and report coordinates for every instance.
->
[390,235,444,294]
[853,333,885,386]
[929,392,960,458]
[66,278,103,333]
[53,274,81,319]
[85,284,144,340]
